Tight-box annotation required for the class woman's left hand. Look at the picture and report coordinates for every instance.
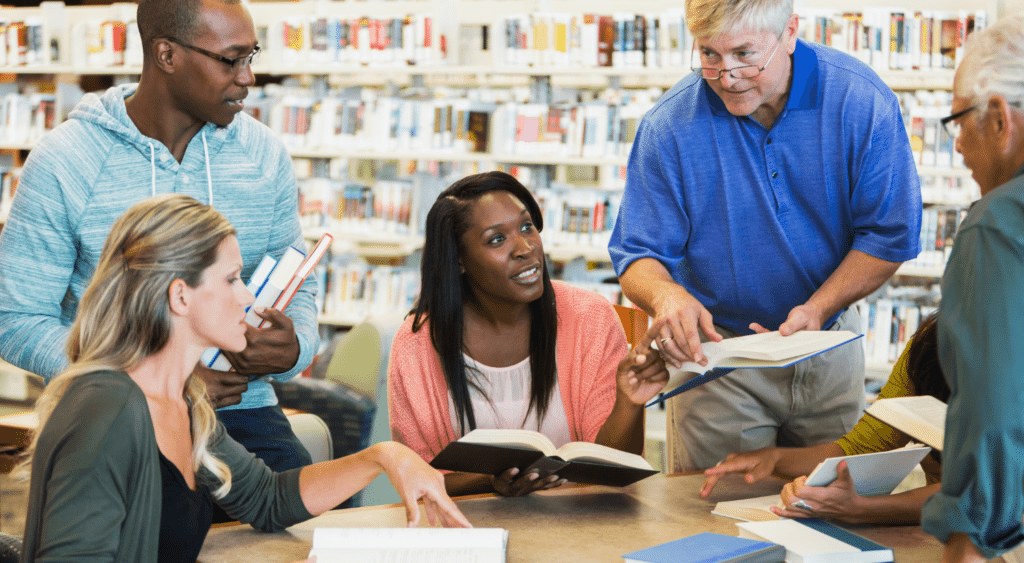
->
[616,317,671,405]
[772,461,867,523]
[378,442,473,528]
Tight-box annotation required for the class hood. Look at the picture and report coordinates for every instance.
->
[69,83,223,205]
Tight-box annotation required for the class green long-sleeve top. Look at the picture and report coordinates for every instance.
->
[22,370,314,563]
[922,165,1024,559]
[835,338,942,484]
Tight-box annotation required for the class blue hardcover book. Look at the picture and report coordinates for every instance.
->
[647,331,862,407]
[622,532,785,563]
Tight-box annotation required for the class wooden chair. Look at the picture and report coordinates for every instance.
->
[613,304,649,349]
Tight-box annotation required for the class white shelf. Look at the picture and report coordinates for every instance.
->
[288,147,628,167]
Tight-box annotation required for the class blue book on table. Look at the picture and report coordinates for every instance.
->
[622,532,785,563]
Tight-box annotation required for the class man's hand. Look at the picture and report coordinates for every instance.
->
[221,306,300,378]
[194,362,249,408]
[750,302,825,336]
[652,286,722,368]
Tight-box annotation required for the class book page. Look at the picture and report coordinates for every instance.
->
[459,429,557,456]
[309,528,508,563]
[712,494,783,522]
[669,331,860,375]
[554,441,653,470]
[865,396,946,451]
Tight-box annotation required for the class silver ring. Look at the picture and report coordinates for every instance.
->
[660,337,672,344]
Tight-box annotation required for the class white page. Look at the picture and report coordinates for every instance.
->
[804,446,931,496]
[309,528,508,563]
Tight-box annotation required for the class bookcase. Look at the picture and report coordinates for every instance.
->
[0,0,1019,360]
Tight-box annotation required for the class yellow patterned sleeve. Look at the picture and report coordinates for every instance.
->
[835,338,916,456]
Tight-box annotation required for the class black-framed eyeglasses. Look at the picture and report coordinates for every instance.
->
[691,33,784,80]
[940,106,977,138]
[165,37,260,72]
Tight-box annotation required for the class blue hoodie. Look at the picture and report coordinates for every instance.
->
[0,84,317,410]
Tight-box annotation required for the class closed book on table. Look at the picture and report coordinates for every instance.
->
[623,532,784,563]
[737,519,894,563]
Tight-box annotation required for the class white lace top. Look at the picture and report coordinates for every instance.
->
[448,354,572,447]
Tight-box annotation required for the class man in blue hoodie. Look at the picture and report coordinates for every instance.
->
[0,0,315,471]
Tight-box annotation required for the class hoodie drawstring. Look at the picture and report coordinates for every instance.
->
[202,132,213,207]
[148,143,156,197]
[148,134,213,206]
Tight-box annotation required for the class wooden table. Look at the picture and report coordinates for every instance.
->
[199,472,945,562]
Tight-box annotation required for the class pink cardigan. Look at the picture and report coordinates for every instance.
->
[388,281,628,462]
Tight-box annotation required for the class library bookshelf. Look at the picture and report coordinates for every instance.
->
[0,0,1015,372]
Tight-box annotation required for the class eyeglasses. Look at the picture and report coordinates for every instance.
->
[940,105,977,138]
[691,33,784,80]
[165,37,261,73]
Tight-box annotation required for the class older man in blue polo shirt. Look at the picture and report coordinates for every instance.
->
[609,0,921,471]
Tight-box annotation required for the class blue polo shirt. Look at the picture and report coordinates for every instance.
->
[609,39,921,334]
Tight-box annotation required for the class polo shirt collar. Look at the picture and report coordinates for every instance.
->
[703,38,820,116]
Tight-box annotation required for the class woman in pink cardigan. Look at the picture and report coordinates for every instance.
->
[388,171,670,497]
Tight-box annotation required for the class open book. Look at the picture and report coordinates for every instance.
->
[648,331,862,407]
[864,396,946,451]
[804,444,930,495]
[429,429,658,487]
[308,528,508,563]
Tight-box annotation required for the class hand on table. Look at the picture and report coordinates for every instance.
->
[700,447,784,497]
[378,442,473,528]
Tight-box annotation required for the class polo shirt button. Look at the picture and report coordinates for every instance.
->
[159,153,169,162]
[766,138,772,145]
[182,175,190,184]
[772,172,778,178]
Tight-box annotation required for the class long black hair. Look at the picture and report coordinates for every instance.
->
[411,171,558,434]
[906,312,949,402]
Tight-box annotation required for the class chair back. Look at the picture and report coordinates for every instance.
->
[324,323,383,400]
[286,413,333,464]
[613,304,649,349]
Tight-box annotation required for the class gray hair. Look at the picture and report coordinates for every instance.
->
[959,14,1024,113]
[686,0,793,39]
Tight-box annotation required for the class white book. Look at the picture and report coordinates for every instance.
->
[804,444,931,496]
[651,331,862,407]
[308,528,508,563]
[737,519,893,563]
[205,247,305,371]
[864,396,946,451]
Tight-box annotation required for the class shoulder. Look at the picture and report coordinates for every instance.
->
[226,112,289,160]
[37,370,150,466]
[391,315,435,361]
[552,281,617,327]
[804,41,899,107]
[961,178,1024,243]
[643,74,706,128]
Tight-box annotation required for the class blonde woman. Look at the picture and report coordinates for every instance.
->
[21,194,469,563]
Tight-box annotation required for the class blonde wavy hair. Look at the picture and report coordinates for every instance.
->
[24,193,236,498]
[686,0,793,39]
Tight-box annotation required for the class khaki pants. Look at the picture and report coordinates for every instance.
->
[666,307,865,472]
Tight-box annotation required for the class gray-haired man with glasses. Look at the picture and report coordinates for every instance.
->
[920,14,1024,563]
[0,0,317,477]
[609,0,922,475]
